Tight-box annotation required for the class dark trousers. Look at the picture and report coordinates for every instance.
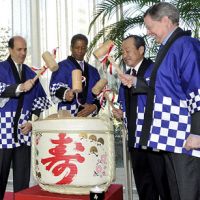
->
[0,145,31,200]
[130,148,171,200]
[163,152,200,200]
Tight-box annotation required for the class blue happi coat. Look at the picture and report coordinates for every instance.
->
[118,61,153,148]
[137,28,200,157]
[0,58,51,149]
[50,56,100,116]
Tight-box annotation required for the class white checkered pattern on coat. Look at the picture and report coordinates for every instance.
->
[134,109,144,148]
[32,96,51,111]
[50,83,69,104]
[60,104,79,117]
[187,89,200,114]
[0,82,7,94]
[134,96,200,157]
[60,103,97,117]
[0,110,31,148]
[0,96,51,149]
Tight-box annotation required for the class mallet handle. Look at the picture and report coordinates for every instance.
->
[107,56,123,75]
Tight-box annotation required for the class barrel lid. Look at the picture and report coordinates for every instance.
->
[32,117,113,132]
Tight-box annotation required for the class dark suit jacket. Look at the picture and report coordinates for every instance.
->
[124,58,153,148]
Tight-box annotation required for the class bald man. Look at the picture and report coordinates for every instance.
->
[0,36,51,199]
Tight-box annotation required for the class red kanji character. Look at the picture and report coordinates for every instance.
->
[41,133,85,184]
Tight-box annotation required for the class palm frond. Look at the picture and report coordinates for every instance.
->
[88,0,200,60]
[89,0,136,33]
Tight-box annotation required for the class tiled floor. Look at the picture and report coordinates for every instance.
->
[113,168,139,200]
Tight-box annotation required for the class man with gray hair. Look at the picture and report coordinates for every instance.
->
[119,2,200,200]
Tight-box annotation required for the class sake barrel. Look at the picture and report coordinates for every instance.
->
[32,117,115,194]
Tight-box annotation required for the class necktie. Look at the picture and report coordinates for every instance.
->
[130,68,137,76]
[79,61,84,71]
[17,64,22,79]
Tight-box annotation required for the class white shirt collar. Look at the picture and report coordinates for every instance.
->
[14,61,22,72]
[76,60,84,63]
[77,60,84,70]
[162,27,178,45]
[127,59,143,74]
[134,59,143,73]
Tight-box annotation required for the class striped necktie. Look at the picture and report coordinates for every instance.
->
[17,64,22,79]
[79,61,84,71]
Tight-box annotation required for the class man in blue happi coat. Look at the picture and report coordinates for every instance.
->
[50,34,100,117]
[113,35,171,200]
[0,36,51,200]
[119,2,200,200]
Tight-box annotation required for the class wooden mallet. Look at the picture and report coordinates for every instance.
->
[92,78,108,95]
[93,40,114,60]
[93,40,123,75]
[92,78,115,109]
[72,69,83,93]
[33,51,59,82]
